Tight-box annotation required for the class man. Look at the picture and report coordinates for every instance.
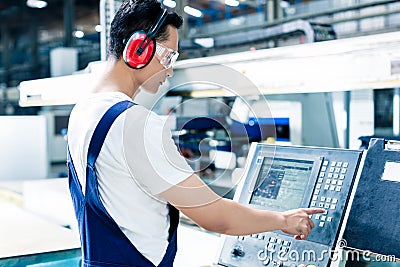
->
[67,1,324,266]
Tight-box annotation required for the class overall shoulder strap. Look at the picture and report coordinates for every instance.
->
[87,100,135,167]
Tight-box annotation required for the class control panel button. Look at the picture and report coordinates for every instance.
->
[315,214,321,220]
[316,184,322,189]
[330,204,336,210]
[312,195,318,201]
[326,179,331,184]
[269,237,276,243]
[319,172,325,178]
[319,222,325,227]
[321,196,326,201]
[326,197,331,203]
[323,161,329,166]
[332,198,338,204]
[331,179,337,185]
[343,162,349,168]
[311,201,316,207]
[333,173,339,179]
[324,203,330,209]
[321,215,327,221]
[318,178,323,183]
[338,180,343,186]
[331,161,336,167]
[340,174,345,180]
[329,167,335,172]
[337,162,342,167]
[314,189,320,195]
[327,217,332,222]
[341,168,347,174]
[321,166,327,172]
[328,173,333,178]
[335,168,341,173]
[324,185,330,190]
[336,186,342,192]
[318,203,324,208]
[330,185,335,191]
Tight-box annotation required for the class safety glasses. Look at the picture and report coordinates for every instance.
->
[155,42,179,69]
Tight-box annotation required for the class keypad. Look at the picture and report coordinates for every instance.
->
[255,236,295,266]
[261,236,292,254]
[311,159,348,227]
[314,160,348,192]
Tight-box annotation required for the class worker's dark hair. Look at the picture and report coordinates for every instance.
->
[108,0,183,60]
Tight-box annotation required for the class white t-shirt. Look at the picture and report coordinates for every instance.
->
[67,92,193,265]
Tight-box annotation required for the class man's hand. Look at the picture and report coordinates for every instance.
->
[281,208,325,240]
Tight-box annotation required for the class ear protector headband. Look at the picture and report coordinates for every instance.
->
[123,8,169,69]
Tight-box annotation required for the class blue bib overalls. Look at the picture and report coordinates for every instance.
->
[67,100,179,267]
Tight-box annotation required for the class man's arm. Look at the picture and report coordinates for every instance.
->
[161,174,324,239]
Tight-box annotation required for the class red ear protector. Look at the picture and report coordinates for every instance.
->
[123,8,169,69]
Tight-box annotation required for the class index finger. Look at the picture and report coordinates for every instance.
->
[303,208,326,215]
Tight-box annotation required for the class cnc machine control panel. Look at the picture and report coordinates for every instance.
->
[217,143,363,267]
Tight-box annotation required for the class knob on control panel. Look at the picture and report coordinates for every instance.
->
[231,247,245,257]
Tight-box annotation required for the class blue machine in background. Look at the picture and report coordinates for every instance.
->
[230,117,290,143]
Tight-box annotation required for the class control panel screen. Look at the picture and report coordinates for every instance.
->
[250,157,314,211]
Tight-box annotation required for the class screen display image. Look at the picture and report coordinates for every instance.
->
[250,157,314,211]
